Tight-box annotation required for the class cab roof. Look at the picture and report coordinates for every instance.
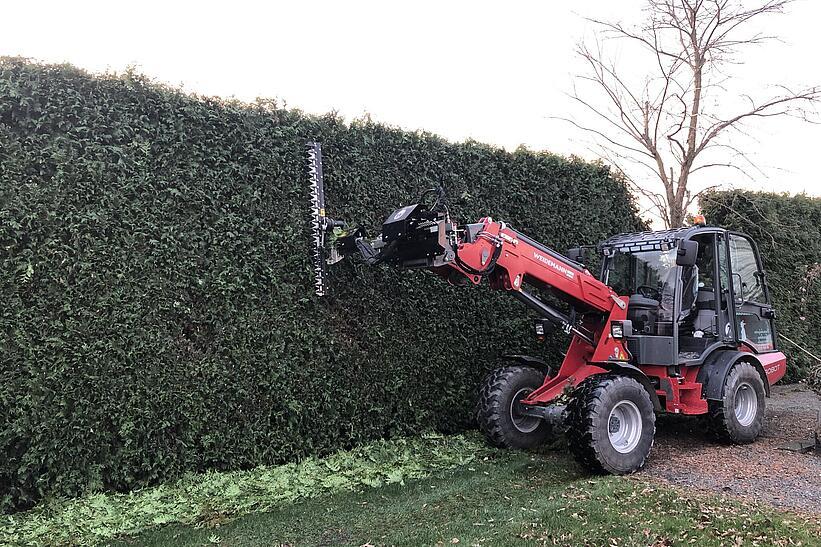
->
[600,226,724,253]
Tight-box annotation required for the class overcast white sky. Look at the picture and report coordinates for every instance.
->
[2,0,819,219]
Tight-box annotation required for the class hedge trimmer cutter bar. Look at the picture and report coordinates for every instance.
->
[306,141,345,296]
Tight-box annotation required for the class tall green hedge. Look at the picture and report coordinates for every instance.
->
[0,58,643,512]
[701,190,821,383]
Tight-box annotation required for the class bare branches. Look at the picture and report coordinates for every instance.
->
[557,0,817,228]
[697,86,821,153]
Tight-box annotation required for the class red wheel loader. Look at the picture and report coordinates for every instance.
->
[308,143,787,474]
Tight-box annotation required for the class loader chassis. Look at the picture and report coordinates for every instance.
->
[309,144,787,474]
[415,216,784,417]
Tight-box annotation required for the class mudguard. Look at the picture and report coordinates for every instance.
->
[697,350,770,401]
[502,354,556,376]
[599,361,663,411]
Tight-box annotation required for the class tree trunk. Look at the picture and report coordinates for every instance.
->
[669,199,686,228]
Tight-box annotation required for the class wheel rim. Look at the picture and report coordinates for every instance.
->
[608,400,643,454]
[734,382,757,427]
[510,388,540,433]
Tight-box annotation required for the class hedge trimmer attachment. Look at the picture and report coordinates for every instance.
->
[306,141,458,296]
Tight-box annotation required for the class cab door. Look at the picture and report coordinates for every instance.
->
[727,233,777,352]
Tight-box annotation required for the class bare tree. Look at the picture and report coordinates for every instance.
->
[558,0,820,228]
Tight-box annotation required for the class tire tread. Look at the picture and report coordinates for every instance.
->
[566,374,655,474]
[707,361,765,444]
[477,365,548,449]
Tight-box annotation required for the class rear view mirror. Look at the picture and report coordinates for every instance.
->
[676,240,698,266]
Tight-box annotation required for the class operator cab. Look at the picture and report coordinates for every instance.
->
[599,226,778,366]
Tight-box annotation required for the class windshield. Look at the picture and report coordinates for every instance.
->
[606,248,677,297]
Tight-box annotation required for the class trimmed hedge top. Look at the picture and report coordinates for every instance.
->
[0,58,643,512]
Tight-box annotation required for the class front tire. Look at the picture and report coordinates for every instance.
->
[567,374,656,475]
[708,361,766,443]
[477,366,551,449]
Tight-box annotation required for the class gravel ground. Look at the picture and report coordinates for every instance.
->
[644,383,821,515]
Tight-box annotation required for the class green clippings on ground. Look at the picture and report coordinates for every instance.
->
[0,433,491,546]
[120,454,820,547]
[5,432,820,547]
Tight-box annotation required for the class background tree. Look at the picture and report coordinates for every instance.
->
[558,0,820,228]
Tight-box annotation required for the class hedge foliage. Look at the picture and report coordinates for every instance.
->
[0,58,643,512]
[701,190,821,383]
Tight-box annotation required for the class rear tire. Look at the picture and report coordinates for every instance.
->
[477,365,551,449]
[708,361,765,444]
[567,374,656,475]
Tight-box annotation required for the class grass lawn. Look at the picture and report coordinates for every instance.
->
[114,449,820,547]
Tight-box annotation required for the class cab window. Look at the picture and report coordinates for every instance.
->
[728,236,765,303]
[728,234,774,352]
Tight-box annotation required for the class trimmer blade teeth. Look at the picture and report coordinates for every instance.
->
[307,141,327,296]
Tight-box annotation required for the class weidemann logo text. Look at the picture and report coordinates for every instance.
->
[532,251,575,279]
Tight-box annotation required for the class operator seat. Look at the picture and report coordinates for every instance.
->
[627,294,660,334]
[689,288,717,334]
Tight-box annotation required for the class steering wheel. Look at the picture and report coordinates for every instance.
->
[636,285,661,300]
